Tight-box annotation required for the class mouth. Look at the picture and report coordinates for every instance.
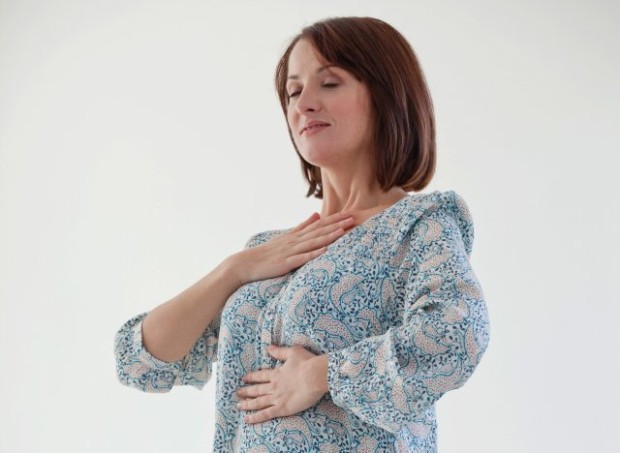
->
[301,123,330,135]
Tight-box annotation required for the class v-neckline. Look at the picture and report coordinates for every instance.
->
[272,193,415,249]
[332,193,412,245]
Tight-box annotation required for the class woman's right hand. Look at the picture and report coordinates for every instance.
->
[231,211,356,285]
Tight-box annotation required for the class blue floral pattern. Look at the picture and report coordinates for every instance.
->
[114,190,490,452]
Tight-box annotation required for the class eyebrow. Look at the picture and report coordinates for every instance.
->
[287,64,337,80]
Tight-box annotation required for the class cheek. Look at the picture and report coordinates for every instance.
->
[354,99,374,132]
[286,112,301,145]
[350,88,373,127]
[341,103,372,132]
[286,110,297,130]
[333,91,370,124]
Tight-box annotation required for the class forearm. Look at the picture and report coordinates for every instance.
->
[141,253,245,363]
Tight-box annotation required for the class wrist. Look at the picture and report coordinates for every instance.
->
[221,251,250,288]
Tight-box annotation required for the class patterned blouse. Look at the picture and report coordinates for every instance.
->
[114,190,490,452]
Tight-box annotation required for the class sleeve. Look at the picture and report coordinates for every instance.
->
[113,231,269,393]
[113,310,220,393]
[326,191,491,433]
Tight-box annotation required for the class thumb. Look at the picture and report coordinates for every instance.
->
[267,345,289,360]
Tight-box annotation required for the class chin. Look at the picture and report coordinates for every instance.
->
[299,149,339,168]
[297,144,346,163]
[302,144,362,168]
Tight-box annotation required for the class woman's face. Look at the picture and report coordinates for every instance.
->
[285,39,374,169]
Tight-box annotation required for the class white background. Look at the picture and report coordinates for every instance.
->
[1,1,618,452]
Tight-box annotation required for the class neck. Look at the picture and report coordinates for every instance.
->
[319,172,407,218]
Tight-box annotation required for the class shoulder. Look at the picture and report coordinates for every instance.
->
[406,190,475,256]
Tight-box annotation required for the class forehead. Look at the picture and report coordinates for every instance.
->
[287,39,330,75]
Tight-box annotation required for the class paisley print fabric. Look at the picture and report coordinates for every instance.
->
[114,190,490,452]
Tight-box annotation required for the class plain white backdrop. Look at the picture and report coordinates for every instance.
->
[1,0,618,452]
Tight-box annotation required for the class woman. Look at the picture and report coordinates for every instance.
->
[115,16,490,452]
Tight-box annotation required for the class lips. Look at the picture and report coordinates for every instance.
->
[301,121,330,135]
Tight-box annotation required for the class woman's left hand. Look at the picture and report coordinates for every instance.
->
[236,345,329,424]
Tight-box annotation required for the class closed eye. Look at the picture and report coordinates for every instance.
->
[287,83,340,101]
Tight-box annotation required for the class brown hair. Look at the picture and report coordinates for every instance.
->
[275,16,436,199]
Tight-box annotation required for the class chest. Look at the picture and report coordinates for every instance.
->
[221,217,412,364]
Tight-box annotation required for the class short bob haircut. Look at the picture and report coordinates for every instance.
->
[275,16,436,199]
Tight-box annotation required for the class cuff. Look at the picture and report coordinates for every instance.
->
[131,314,185,371]
[326,349,347,408]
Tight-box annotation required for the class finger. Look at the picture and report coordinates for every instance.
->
[290,212,320,233]
[310,216,356,238]
[297,210,353,237]
[289,223,352,257]
[243,369,271,384]
[285,245,329,270]
[238,394,274,412]
[294,217,355,247]
[237,382,273,398]
[266,345,290,360]
[244,404,279,424]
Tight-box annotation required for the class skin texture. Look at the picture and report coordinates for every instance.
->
[235,211,356,285]
[286,39,374,176]
[236,39,408,425]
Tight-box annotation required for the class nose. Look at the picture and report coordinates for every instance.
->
[295,86,321,114]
